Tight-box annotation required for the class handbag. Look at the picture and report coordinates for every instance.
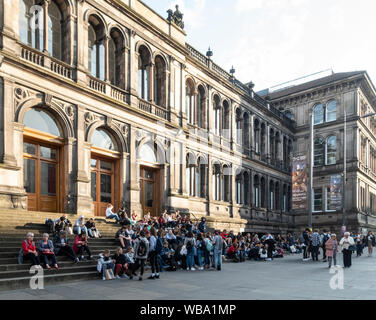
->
[180,245,187,256]
[289,245,296,253]
[105,268,115,280]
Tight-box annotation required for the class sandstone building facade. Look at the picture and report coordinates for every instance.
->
[0,0,296,233]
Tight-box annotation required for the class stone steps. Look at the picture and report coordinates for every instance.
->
[0,260,96,272]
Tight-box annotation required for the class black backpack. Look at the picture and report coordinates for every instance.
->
[186,239,193,252]
[138,240,147,256]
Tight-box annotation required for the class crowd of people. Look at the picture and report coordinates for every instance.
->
[19,205,376,280]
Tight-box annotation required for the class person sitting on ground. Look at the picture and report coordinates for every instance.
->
[38,233,59,270]
[73,215,88,236]
[124,246,137,279]
[130,210,138,225]
[226,242,238,261]
[115,225,131,249]
[112,247,129,279]
[106,204,120,223]
[97,249,115,280]
[54,230,79,263]
[21,232,41,267]
[73,231,93,261]
[85,218,102,238]
[118,206,129,225]
[160,241,176,271]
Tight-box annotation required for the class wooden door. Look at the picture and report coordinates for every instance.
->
[140,166,159,217]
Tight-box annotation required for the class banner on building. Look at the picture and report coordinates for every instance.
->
[330,174,342,210]
[292,155,308,210]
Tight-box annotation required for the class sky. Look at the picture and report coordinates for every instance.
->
[142,0,376,91]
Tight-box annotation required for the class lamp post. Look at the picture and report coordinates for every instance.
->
[308,112,314,229]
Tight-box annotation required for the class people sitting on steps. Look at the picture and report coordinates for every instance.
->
[54,230,79,264]
[106,204,120,223]
[38,233,59,270]
[73,231,93,261]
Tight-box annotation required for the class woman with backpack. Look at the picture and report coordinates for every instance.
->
[203,232,213,269]
[196,233,205,270]
[148,228,161,280]
[184,231,196,271]
[134,230,149,281]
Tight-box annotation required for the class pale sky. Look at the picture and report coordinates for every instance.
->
[142,0,376,91]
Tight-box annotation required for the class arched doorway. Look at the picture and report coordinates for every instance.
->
[90,128,120,216]
[23,108,63,212]
[137,142,162,217]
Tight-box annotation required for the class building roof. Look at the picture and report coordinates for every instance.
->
[261,71,366,100]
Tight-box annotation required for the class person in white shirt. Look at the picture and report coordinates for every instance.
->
[106,204,120,222]
[339,232,355,268]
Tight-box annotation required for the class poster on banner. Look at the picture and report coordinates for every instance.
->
[292,155,308,209]
[330,174,342,210]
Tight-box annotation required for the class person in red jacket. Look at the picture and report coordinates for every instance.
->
[73,232,93,261]
[22,232,41,266]
[221,229,228,240]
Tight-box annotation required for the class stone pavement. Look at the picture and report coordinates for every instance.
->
[1,252,376,300]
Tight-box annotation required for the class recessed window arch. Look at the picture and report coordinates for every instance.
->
[269,180,274,210]
[23,108,62,137]
[88,15,105,80]
[223,164,231,202]
[48,1,63,60]
[254,119,260,153]
[185,79,195,124]
[154,55,166,107]
[19,0,43,51]
[326,135,337,165]
[138,142,157,163]
[186,153,196,197]
[213,95,221,136]
[196,156,207,198]
[243,112,250,148]
[212,162,222,201]
[138,45,151,100]
[235,171,243,205]
[109,28,125,89]
[222,100,230,139]
[235,108,242,145]
[197,85,206,129]
[91,128,118,151]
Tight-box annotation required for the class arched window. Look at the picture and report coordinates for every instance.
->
[254,119,260,153]
[283,185,287,212]
[88,15,105,80]
[275,182,280,210]
[138,46,151,100]
[197,86,206,129]
[109,28,125,89]
[275,132,280,162]
[222,100,230,139]
[196,157,207,198]
[236,172,243,204]
[243,113,250,149]
[270,128,275,161]
[138,143,157,163]
[223,165,231,202]
[314,137,324,166]
[19,0,43,51]
[254,175,259,207]
[154,56,166,107]
[213,95,221,136]
[186,153,195,197]
[185,80,195,124]
[326,100,337,122]
[212,163,221,201]
[91,128,118,151]
[23,108,61,136]
[48,1,62,60]
[243,171,249,206]
[269,181,274,210]
[260,123,266,157]
[260,177,266,208]
[314,104,324,125]
[236,109,242,144]
[326,136,337,165]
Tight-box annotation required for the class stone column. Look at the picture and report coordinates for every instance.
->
[76,0,88,86]
[149,62,154,103]
[129,127,142,215]
[42,0,50,54]
[1,0,20,55]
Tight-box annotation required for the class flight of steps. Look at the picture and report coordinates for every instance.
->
[0,210,123,291]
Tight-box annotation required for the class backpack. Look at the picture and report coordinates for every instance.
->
[186,239,193,252]
[155,237,163,254]
[137,239,147,257]
[45,218,55,234]
[206,239,213,252]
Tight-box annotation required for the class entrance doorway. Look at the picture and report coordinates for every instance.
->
[91,156,116,217]
[140,166,160,217]
[23,141,59,212]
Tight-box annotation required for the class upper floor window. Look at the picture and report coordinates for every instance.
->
[222,101,230,139]
[213,95,221,136]
[313,104,324,125]
[109,28,125,89]
[88,15,105,80]
[138,46,151,100]
[326,101,337,122]
[314,137,324,166]
[47,1,62,60]
[326,136,337,165]
[314,101,337,125]
[185,80,195,124]
[154,56,166,107]
[196,85,206,129]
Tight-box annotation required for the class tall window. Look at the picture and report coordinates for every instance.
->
[213,96,221,136]
[314,138,324,166]
[88,16,105,80]
[326,101,337,122]
[48,1,62,60]
[243,113,250,149]
[283,185,287,212]
[212,163,221,201]
[196,157,207,198]
[254,176,259,207]
[313,188,323,212]
[196,86,206,129]
[222,101,230,139]
[254,120,260,153]
[186,154,195,197]
[270,181,274,210]
[185,80,195,124]
[223,165,231,202]
[138,46,151,100]
[243,171,249,206]
[326,187,336,211]
[236,109,242,145]
[314,104,324,125]
[154,56,166,107]
[109,28,125,88]
[236,173,243,204]
[260,177,266,208]
[326,136,337,165]
[19,0,44,51]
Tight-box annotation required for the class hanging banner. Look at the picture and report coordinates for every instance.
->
[330,174,342,210]
[292,155,308,209]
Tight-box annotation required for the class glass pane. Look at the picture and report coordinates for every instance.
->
[23,142,36,155]
[144,170,153,179]
[48,1,62,60]
[314,104,324,125]
[91,129,118,151]
[91,172,97,201]
[326,101,337,122]
[40,146,56,160]
[100,174,112,203]
[145,182,154,207]
[90,159,97,168]
[23,109,61,136]
[314,188,322,211]
[100,160,112,171]
[23,158,36,193]
[40,162,56,196]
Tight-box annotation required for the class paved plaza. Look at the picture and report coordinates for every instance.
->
[1,252,376,300]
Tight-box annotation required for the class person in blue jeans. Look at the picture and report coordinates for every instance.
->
[98,249,115,280]
[203,233,212,269]
[213,230,223,271]
[196,233,204,270]
[106,204,120,222]
[184,231,196,271]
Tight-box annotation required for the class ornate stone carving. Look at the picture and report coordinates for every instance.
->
[167,5,184,29]
[44,93,53,106]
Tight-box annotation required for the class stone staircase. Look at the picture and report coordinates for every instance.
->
[0,210,123,291]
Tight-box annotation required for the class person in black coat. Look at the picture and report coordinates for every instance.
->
[54,230,79,263]
[198,217,207,234]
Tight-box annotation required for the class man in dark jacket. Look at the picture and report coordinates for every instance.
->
[54,230,79,263]
[198,217,207,234]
